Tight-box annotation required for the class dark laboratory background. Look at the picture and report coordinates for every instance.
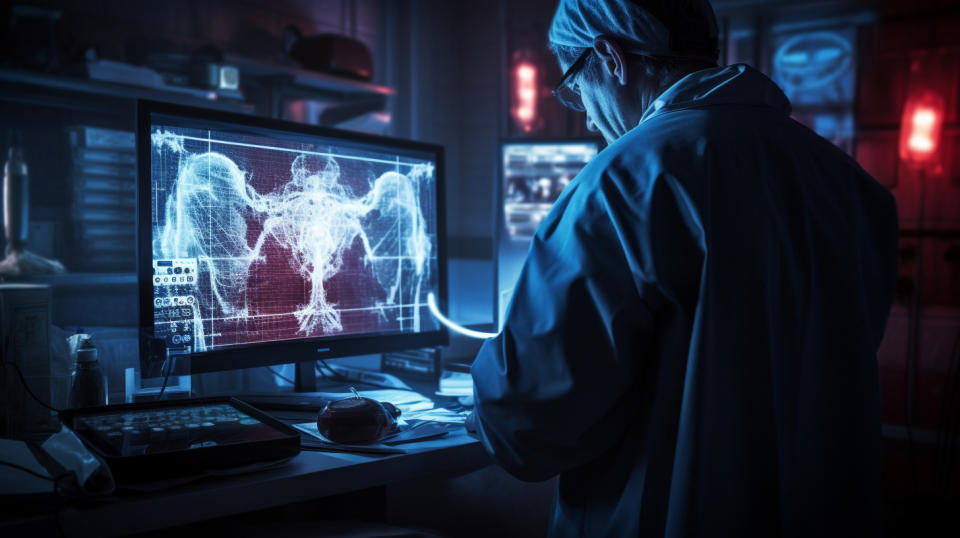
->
[0,0,958,536]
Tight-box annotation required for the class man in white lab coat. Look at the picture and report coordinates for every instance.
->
[468,0,898,536]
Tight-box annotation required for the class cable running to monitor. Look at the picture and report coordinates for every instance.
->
[426,293,497,339]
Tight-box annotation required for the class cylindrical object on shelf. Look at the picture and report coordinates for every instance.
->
[3,131,29,251]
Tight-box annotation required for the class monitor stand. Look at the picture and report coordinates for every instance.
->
[294,361,316,392]
[236,360,405,413]
[236,359,422,414]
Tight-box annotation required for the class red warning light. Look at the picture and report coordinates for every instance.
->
[899,92,945,170]
[513,62,537,131]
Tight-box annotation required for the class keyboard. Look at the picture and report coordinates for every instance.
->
[81,403,260,445]
[63,397,301,484]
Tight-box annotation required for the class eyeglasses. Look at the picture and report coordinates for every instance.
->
[551,48,592,112]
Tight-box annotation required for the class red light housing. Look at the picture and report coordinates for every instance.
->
[899,91,945,170]
[512,62,538,132]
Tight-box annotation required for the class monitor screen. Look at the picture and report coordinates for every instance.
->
[138,102,446,375]
[495,140,599,328]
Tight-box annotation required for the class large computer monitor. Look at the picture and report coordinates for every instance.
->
[494,139,600,329]
[137,101,447,377]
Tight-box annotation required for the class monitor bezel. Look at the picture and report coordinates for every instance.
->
[137,100,449,375]
[492,137,602,329]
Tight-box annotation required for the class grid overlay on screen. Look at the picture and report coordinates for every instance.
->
[149,121,440,353]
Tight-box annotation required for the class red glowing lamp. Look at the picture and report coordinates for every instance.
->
[512,62,538,131]
[899,91,945,170]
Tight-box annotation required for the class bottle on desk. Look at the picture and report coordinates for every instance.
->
[71,337,106,408]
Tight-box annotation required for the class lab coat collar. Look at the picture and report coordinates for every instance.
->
[639,63,792,124]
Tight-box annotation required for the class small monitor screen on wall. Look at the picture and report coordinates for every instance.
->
[771,28,857,153]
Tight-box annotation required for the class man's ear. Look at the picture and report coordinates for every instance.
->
[592,36,628,86]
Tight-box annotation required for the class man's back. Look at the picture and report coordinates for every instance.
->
[470,65,898,536]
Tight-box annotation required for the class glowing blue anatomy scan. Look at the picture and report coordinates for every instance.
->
[150,126,440,353]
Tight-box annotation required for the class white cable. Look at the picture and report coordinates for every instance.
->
[427,292,498,339]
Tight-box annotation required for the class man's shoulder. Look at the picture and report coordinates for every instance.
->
[599,109,720,166]
[578,116,711,193]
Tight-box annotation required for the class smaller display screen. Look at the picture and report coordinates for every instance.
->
[502,142,598,241]
[73,403,289,456]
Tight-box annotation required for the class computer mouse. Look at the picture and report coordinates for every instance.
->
[316,390,401,444]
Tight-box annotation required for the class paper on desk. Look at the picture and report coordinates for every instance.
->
[292,422,406,455]
[403,407,471,424]
[381,421,454,444]
[293,414,457,453]
[290,388,463,454]
[437,371,473,397]
[0,438,53,495]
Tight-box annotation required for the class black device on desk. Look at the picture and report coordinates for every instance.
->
[60,397,300,484]
[136,100,448,390]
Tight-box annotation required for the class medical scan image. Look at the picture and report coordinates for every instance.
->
[149,122,440,353]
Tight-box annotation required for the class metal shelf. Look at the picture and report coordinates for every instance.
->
[0,55,397,121]
[224,55,393,124]
[0,68,254,115]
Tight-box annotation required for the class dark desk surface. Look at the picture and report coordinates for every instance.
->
[3,426,488,537]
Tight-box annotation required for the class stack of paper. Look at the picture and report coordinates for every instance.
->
[437,370,473,397]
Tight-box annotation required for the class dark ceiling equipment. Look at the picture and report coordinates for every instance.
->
[285,28,373,82]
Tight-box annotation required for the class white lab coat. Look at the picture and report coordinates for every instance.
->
[470,64,898,537]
